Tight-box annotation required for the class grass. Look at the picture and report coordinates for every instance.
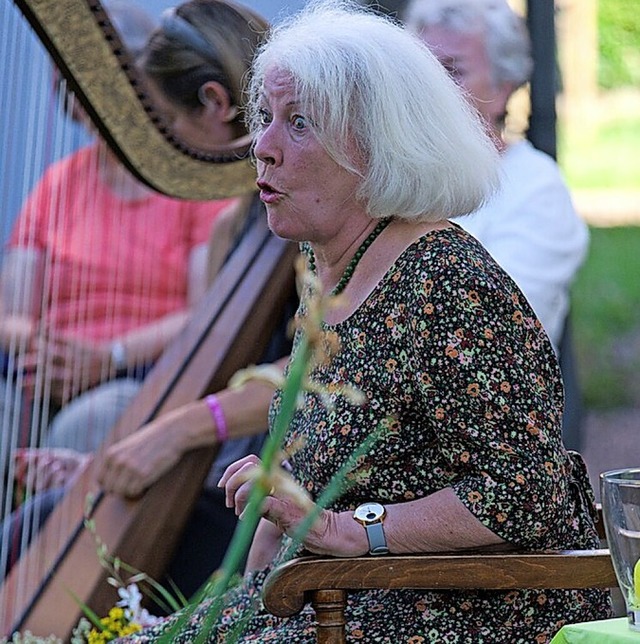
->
[557,90,640,410]
[558,113,640,190]
[571,226,640,409]
[559,116,640,190]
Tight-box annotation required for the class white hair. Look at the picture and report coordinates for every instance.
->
[403,0,533,88]
[247,0,501,221]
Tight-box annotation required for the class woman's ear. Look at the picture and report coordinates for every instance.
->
[197,81,239,122]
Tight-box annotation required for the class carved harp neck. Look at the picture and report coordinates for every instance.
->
[14,0,257,200]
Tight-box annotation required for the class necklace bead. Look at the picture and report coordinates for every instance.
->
[306,217,391,295]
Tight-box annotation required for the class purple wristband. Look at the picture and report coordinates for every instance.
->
[205,394,228,443]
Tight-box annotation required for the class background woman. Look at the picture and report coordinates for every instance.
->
[0,0,231,465]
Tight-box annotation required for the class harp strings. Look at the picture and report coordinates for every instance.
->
[0,1,180,603]
[0,0,53,594]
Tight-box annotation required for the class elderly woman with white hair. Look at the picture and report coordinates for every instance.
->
[120,0,610,641]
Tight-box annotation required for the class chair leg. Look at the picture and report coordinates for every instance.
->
[312,588,347,644]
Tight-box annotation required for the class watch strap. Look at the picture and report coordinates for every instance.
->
[364,521,389,555]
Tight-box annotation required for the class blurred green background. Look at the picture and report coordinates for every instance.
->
[558,0,640,410]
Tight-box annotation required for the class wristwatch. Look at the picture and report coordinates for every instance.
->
[353,501,389,555]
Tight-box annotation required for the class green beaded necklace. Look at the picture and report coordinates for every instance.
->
[306,217,392,296]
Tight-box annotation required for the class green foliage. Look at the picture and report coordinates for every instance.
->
[558,116,640,190]
[572,226,640,409]
[598,0,640,88]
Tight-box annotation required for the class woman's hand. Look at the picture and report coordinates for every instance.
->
[14,447,90,494]
[219,455,366,557]
[26,334,111,404]
[98,410,188,498]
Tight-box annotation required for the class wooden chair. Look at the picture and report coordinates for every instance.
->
[263,508,617,644]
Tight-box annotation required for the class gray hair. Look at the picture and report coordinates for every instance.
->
[247,0,500,221]
[403,0,532,88]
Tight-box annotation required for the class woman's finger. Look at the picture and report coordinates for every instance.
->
[217,454,261,488]
[223,459,261,510]
[232,478,259,516]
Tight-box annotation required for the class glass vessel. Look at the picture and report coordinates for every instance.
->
[601,468,640,631]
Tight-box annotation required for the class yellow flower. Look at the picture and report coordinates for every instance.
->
[86,605,143,643]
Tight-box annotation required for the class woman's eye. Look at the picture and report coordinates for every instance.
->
[258,109,272,126]
[291,115,307,130]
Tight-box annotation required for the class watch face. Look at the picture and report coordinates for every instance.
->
[353,502,386,524]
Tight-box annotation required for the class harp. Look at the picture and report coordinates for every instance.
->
[0,0,296,638]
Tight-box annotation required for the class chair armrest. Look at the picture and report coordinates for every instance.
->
[263,549,617,618]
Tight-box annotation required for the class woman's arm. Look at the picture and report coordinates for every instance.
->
[223,458,505,560]
[41,309,191,404]
[304,487,506,557]
[0,248,42,349]
[98,357,288,497]
[245,518,284,573]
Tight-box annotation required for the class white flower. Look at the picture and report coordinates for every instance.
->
[115,583,162,627]
[116,583,143,619]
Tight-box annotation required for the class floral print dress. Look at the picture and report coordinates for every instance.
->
[119,225,611,643]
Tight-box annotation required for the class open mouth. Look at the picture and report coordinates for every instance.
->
[257,180,283,203]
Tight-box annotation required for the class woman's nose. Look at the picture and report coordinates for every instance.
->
[254,126,281,166]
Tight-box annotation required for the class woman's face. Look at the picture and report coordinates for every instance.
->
[416,25,512,129]
[253,66,363,244]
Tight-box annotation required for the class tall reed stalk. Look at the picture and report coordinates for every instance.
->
[156,262,384,643]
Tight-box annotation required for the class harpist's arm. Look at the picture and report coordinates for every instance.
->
[98,357,288,498]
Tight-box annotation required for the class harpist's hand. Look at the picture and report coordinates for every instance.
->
[98,410,187,498]
[14,447,90,496]
[219,455,368,557]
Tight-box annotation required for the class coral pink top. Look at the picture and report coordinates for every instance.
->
[8,144,232,341]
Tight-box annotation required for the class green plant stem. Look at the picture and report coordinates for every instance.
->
[160,337,312,644]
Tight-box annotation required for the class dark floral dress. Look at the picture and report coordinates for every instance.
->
[118,225,611,643]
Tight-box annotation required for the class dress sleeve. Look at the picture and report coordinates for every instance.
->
[411,249,572,549]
